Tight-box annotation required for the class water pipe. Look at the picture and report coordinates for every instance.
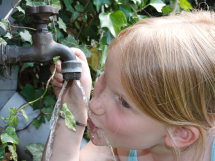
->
[0,5,82,80]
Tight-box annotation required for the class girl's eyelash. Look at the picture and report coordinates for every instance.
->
[119,96,130,108]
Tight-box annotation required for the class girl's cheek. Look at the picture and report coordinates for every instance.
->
[93,74,105,97]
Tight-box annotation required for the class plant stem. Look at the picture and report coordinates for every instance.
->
[10,25,36,31]
[17,64,57,113]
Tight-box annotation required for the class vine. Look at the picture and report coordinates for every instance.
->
[0,0,213,160]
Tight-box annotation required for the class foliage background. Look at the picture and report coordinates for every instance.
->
[0,0,214,160]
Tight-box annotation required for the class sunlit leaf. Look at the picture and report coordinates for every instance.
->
[25,143,44,161]
[179,0,192,11]
[8,145,17,161]
[21,109,29,122]
[53,56,60,65]
[25,0,46,6]
[93,0,111,11]
[16,6,25,14]
[1,127,18,144]
[99,10,127,37]
[149,0,166,12]
[0,19,9,31]
[0,37,7,45]
[8,108,18,127]
[60,103,76,131]
[4,32,12,39]
[50,0,61,9]
[19,30,32,44]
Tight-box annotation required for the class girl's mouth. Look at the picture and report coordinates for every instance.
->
[88,117,98,133]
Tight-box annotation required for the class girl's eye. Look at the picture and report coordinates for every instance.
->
[119,96,131,108]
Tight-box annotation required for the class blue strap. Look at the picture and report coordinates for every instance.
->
[211,138,215,161]
[128,150,138,161]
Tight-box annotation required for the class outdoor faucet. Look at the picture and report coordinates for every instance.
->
[0,5,82,80]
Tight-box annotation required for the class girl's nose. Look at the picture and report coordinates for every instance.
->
[89,97,105,116]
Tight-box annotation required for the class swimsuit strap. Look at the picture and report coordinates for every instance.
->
[211,138,215,161]
[128,150,138,161]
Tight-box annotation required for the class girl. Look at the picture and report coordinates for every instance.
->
[46,11,215,161]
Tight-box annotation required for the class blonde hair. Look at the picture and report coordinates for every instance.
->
[110,11,215,160]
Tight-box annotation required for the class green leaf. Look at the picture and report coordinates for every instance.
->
[179,0,192,11]
[93,0,111,11]
[149,0,166,13]
[60,103,76,131]
[21,109,29,122]
[4,32,12,39]
[53,56,60,65]
[8,108,18,127]
[0,19,9,31]
[50,0,61,9]
[1,127,18,144]
[131,0,141,4]
[25,143,44,161]
[62,0,74,12]
[0,37,7,45]
[20,84,35,101]
[61,34,78,47]
[16,6,25,14]
[25,0,46,6]
[99,10,127,37]
[0,145,5,159]
[79,44,91,58]
[57,17,67,32]
[8,145,17,161]
[162,5,173,15]
[19,30,32,44]
[75,4,84,12]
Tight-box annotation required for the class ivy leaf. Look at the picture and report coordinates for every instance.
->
[16,6,25,14]
[4,32,12,39]
[50,0,61,9]
[8,108,18,127]
[8,145,17,161]
[0,145,4,159]
[179,0,192,11]
[0,37,7,45]
[162,5,173,15]
[131,0,141,4]
[19,30,32,44]
[0,127,18,144]
[53,56,60,65]
[0,19,9,31]
[61,34,78,47]
[62,0,74,12]
[25,143,44,161]
[93,0,111,12]
[60,103,76,131]
[57,17,67,32]
[25,0,46,6]
[149,0,166,13]
[21,109,29,122]
[99,10,127,37]
[75,4,84,12]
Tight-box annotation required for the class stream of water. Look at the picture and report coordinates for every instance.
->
[45,80,117,161]
[45,80,68,161]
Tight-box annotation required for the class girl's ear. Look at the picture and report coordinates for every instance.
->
[164,126,200,148]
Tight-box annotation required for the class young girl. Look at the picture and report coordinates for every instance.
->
[46,11,215,161]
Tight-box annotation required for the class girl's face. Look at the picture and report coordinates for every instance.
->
[88,46,167,149]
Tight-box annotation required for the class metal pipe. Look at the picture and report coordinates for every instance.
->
[0,5,81,80]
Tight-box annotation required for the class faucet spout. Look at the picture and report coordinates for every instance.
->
[0,5,82,80]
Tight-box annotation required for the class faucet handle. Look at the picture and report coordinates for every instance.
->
[26,5,59,24]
